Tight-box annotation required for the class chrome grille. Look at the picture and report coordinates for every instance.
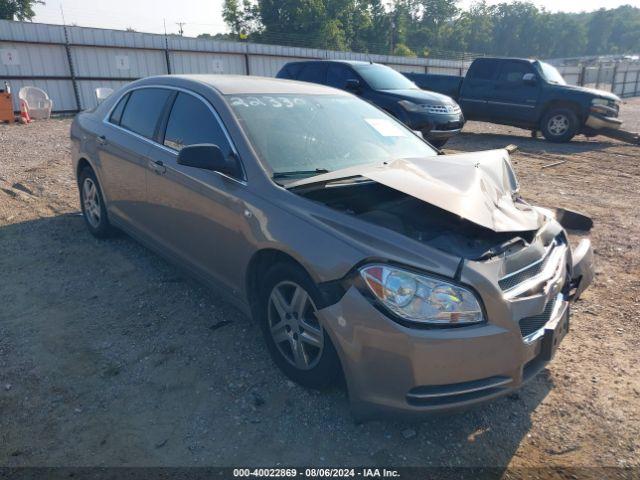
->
[519,299,554,338]
[422,104,461,115]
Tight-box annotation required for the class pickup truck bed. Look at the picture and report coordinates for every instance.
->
[404,73,462,99]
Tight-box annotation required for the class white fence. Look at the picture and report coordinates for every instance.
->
[1,19,638,113]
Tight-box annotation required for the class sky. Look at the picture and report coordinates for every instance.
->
[33,0,640,37]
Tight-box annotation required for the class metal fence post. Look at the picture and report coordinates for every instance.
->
[244,43,251,76]
[62,24,82,112]
[611,63,618,94]
[164,35,171,74]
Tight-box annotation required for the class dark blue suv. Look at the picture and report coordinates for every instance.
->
[276,60,464,148]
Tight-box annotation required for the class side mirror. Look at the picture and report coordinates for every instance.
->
[177,144,239,177]
[522,73,537,85]
[345,79,361,92]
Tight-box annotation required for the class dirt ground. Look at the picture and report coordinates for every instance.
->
[0,99,639,474]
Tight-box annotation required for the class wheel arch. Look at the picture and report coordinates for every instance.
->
[244,248,347,317]
[541,99,585,124]
[245,249,310,316]
[76,157,93,183]
[246,247,347,387]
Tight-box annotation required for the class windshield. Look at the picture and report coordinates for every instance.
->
[227,94,437,177]
[354,64,418,90]
[538,62,566,85]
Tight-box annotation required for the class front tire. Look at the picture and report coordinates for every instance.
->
[78,167,114,238]
[541,108,578,143]
[257,262,341,389]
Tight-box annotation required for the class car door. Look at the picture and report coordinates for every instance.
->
[144,90,249,293]
[486,60,541,124]
[99,87,173,231]
[458,58,499,120]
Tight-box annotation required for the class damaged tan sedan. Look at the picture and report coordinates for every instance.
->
[71,75,594,420]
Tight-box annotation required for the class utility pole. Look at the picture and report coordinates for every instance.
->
[176,22,186,36]
[390,19,396,55]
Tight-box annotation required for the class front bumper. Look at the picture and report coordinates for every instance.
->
[404,111,465,140]
[585,113,622,131]
[316,237,594,421]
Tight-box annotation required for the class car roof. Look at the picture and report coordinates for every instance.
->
[285,59,375,67]
[475,57,536,64]
[134,74,348,95]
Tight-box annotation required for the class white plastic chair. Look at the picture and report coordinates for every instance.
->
[18,86,53,120]
[95,87,114,104]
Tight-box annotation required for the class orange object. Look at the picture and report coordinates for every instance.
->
[0,92,14,123]
[19,99,31,123]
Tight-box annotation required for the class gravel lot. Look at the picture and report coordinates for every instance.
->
[0,99,639,473]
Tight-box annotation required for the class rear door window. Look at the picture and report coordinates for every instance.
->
[119,88,173,139]
[297,63,328,84]
[162,92,231,157]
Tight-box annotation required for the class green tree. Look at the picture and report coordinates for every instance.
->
[392,42,416,56]
[220,0,640,58]
[0,0,44,21]
[223,0,260,38]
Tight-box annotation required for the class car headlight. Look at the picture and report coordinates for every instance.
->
[398,100,422,112]
[590,98,619,116]
[359,264,484,326]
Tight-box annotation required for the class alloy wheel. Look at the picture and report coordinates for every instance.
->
[267,280,324,370]
[547,114,569,136]
[82,177,101,228]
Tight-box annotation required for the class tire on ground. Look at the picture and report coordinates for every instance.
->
[78,166,115,239]
[541,107,579,143]
[257,261,342,389]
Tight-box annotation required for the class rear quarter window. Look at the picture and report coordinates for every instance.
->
[108,92,129,125]
[119,88,173,139]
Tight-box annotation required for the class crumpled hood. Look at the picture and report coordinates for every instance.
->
[287,149,544,233]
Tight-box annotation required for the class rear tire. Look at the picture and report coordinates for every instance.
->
[541,108,578,143]
[78,167,114,239]
[257,262,341,389]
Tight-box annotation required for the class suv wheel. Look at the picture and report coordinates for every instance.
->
[258,262,341,389]
[79,167,114,238]
[541,108,578,143]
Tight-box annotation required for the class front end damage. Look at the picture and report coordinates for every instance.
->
[286,149,594,419]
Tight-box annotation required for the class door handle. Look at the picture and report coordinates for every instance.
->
[148,159,166,175]
[96,135,107,145]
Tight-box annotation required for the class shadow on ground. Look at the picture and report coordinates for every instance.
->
[447,130,619,155]
[0,214,553,468]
